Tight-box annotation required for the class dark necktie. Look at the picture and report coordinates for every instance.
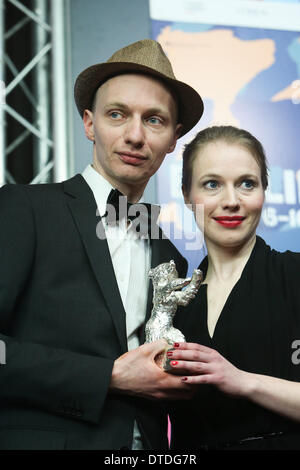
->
[103,188,160,237]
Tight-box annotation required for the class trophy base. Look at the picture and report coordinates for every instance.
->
[154,345,182,375]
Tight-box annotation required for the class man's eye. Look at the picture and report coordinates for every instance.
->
[147,117,161,125]
[109,111,122,119]
[204,180,219,190]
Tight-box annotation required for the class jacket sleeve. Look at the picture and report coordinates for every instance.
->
[0,184,114,424]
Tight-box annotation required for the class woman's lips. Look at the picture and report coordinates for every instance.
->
[213,216,246,228]
[118,152,147,165]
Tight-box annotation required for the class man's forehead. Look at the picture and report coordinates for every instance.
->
[96,72,177,103]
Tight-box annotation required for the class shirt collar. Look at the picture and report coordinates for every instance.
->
[81,164,113,217]
[81,164,145,217]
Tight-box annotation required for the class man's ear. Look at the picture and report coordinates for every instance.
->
[83,109,95,142]
[167,123,182,154]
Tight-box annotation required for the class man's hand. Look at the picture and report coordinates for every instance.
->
[109,340,194,400]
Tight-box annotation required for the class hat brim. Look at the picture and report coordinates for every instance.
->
[74,62,203,137]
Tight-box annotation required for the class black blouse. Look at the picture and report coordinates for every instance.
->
[170,236,300,450]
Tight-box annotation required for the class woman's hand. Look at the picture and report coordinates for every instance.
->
[169,342,300,423]
[168,342,252,397]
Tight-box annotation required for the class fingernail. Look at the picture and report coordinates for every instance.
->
[174,343,180,348]
[167,351,173,357]
[171,361,178,366]
[182,377,188,382]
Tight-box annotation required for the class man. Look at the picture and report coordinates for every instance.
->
[0,39,203,450]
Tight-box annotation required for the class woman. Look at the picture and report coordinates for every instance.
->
[168,126,300,450]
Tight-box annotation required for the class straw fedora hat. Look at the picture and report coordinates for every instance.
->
[74,39,203,137]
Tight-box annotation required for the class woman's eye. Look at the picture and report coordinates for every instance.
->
[204,180,219,190]
[241,179,255,189]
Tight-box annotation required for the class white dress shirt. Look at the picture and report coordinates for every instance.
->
[82,164,151,449]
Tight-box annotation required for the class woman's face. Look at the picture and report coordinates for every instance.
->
[184,140,265,250]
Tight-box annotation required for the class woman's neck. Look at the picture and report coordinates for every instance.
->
[205,235,257,283]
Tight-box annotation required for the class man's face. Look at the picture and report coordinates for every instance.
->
[83,73,181,195]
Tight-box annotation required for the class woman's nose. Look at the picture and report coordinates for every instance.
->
[221,186,240,210]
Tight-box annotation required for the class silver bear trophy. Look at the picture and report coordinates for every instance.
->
[145,260,202,371]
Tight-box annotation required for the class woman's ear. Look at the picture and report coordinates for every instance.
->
[182,185,193,210]
[83,109,95,142]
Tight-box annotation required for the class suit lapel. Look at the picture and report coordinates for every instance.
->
[63,175,128,352]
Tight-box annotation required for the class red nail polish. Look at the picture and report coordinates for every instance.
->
[182,377,188,382]
[171,361,178,366]
[167,351,173,356]
[174,343,180,348]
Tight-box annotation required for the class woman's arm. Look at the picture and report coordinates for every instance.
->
[169,342,300,422]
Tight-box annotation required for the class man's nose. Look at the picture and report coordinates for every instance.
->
[124,117,145,147]
[221,186,240,210]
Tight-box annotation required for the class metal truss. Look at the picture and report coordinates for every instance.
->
[0,0,73,186]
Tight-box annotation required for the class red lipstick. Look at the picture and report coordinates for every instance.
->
[213,216,245,228]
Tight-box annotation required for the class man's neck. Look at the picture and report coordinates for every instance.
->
[91,163,146,203]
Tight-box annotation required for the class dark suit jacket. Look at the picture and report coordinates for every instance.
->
[0,174,187,450]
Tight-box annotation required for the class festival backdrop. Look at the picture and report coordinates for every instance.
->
[150,0,300,273]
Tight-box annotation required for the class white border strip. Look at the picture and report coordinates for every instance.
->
[149,0,300,32]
